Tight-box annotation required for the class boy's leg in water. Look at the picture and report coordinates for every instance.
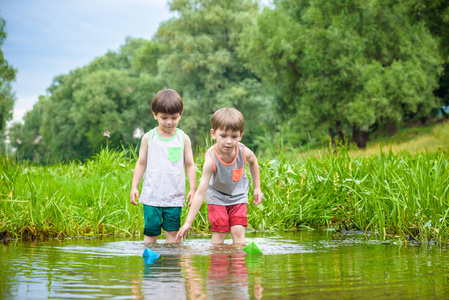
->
[230,225,245,244]
[164,231,178,243]
[144,235,157,243]
[211,232,228,244]
[143,205,162,243]
[161,207,182,243]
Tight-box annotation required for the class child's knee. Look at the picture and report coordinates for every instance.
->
[230,225,245,243]
[211,232,228,244]
[164,230,178,243]
[144,235,157,243]
[230,225,245,235]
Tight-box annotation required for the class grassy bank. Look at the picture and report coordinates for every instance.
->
[1,141,448,243]
[255,146,449,242]
[285,120,449,161]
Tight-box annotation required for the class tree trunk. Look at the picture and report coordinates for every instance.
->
[336,121,345,145]
[352,125,370,149]
[386,121,397,136]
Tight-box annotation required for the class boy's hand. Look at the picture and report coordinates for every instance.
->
[130,188,140,205]
[253,188,263,205]
[185,190,195,207]
[176,223,191,243]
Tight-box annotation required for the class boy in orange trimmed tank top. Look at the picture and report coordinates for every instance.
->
[176,107,263,244]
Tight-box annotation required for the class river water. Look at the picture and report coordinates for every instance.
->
[1,231,449,299]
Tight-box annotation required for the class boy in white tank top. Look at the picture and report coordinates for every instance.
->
[130,89,197,243]
[176,108,263,244]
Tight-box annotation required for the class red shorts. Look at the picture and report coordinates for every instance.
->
[208,203,247,233]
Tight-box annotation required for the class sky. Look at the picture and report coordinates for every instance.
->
[1,0,173,124]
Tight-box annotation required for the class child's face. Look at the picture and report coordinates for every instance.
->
[153,111,182,134]
[211,128,243,154]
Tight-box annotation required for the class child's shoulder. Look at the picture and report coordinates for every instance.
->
[141,130,152,140]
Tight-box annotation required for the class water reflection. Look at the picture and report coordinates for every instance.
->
[134,245,264,300]
[206,252,250,299]
[2,232,449,299]
[140,255,187,299]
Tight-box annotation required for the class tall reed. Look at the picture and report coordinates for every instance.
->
[1,149,140,239]
[248,145,449,243]
[1,145,448,243]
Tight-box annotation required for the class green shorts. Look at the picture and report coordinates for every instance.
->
[143,205,182,237]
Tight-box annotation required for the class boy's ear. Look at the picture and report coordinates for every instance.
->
[152,111,157,120]
[237,131,243,141]
[210,129,216,140]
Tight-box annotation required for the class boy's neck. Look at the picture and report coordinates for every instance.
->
[156,126,177,139]
[214,144,237,163]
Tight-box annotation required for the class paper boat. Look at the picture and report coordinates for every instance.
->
[243,241,262,255]
[142,248,161,259]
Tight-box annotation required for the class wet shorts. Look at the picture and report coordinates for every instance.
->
[143,205,182,237]
[207,203,247,233]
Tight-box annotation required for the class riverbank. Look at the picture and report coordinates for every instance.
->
[286,119,449,161]
[1,143,448,243]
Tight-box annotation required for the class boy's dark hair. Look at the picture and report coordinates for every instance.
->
[152,89,183,115]
[211,107,245,133]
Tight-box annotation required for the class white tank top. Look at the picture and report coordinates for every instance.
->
[139,128,186,207]
[206,142,249,205]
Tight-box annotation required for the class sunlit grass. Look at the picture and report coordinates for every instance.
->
[285,120,449,161]
[352,121,449,157]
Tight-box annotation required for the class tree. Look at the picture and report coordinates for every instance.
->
[155,0,269,147]
[0,16,17,146]
[406,0,449,115]
[8,96,48,160]
[405,0,449,60]
[19,38,162,161]
[241,0,443,148]
[69,69,147,154]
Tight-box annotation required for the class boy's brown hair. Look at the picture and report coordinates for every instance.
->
[211,107,245,133]
[152,89,183,115]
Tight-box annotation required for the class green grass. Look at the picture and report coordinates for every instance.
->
[1,132,448,243]
[251,146,449,243]
[0,149,139,239]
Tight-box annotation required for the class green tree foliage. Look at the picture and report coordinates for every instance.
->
[12,38,163,161]
[155,0,270,147]
[406,0,449,109]
[9,1,448,160]
[0,17,17,144]
[240,0,443,148]
[9,96,47,160]
[406,0,449,60]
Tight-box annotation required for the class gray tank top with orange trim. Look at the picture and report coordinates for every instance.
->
[139,128,186,207]
[206,142,249,205]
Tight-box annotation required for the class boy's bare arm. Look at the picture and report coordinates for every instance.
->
[246,147,263,205]
[176,155,214,242]
[183,134,197,204]
[130,133,149,205]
